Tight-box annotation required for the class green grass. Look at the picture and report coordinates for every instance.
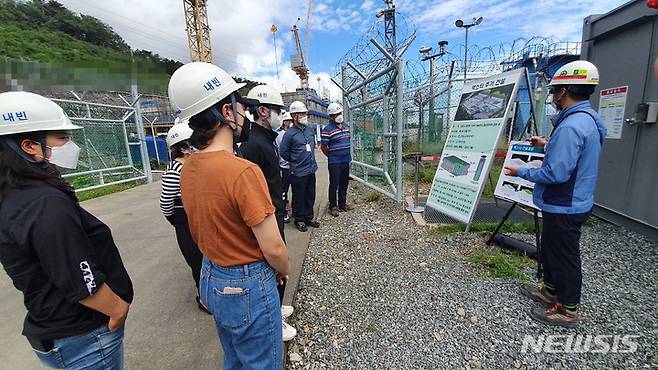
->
[364,191,382,202]
[77,181,139,202]
[405,163,438,184]
[429,222,536,235]
[467,247,535,280]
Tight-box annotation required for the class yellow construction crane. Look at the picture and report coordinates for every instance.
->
[291,0,312,89]
[183,0,212,62]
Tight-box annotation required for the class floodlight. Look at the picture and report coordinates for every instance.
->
[474,16,483,25]
[455,19,464,27]
[419,46,432,54]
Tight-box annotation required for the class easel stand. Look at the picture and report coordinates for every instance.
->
[486,201,543,280]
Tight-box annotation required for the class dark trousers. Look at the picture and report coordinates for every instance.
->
[290,173,316,222]
[541,211,590,305]
[276,212,287,305]
[281,167,291,207]
[328,162,350,209]
[173,209,204,295]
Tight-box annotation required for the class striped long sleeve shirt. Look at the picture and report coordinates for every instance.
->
[159,160,184,220]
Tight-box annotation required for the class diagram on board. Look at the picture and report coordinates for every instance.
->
[436,151,492,187]
[494,141,545,209]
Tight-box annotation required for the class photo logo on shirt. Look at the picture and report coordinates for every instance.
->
[79,261,96,295]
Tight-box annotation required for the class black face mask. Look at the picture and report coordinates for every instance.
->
[235,113,252,144]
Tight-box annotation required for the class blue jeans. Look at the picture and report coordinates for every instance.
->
[31,325,124,369]
[200,257,282,370]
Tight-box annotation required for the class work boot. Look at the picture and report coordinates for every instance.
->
[329,208,340,217]
[306,220,320,228]
[530,303,579,328]
[294,221,307,232]
[519,283,558,307]
[339,204,354,212]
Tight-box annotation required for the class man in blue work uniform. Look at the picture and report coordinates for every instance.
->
[505,61,607,328]
[321,102,353,217]
[280,101,320,232]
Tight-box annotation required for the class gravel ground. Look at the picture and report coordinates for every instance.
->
[287,182,657,369]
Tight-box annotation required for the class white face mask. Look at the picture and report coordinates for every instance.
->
[269,110,283,131]
[335,114,344,124]
[47,140,81,169]
[298,116,309,126]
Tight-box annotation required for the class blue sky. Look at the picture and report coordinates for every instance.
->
[57,0,630,98]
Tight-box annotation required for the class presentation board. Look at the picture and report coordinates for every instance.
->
[426,68,526,224]
[494,141,545,209]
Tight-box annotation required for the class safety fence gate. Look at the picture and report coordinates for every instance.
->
[48,86,153,192]
[332,4,415,203]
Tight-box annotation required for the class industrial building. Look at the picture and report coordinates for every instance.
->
[282,88,330,141]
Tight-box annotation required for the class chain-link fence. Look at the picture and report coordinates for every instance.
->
[1,58,184,191]
[41,89,153,192]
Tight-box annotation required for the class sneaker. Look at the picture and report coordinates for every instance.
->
[329,208,340,217]
[519,283,558,307]
[306,220,320,228]
[530,303,579,328]
[283,213,291,224]
[339,204,354,212]
[282,321,297,341]
[294,221,307,232]
[281,305,294,319]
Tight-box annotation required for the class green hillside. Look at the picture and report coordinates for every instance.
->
[0,0,259,94]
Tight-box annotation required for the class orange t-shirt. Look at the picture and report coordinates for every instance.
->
[180,150,275,267]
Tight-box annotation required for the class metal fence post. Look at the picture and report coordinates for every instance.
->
[395,59,404,202]
[131,84,153,183]
[382,95,390,175]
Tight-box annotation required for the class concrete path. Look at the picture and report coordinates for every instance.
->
[0,153,328,369]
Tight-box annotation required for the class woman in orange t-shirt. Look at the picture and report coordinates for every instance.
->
[168,62,290,370]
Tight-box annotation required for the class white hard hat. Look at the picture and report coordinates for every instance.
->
[247,84,285,108]
[166,122,194,148]
[549,60,600,86]
[282,112,293,121]
[168,62,259,121]
[289,100,308,114]
[327,102,343,115]
[0,91,81,136]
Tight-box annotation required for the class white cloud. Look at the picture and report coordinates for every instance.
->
[52,0,627,98]
[360,0,376,11]
[397,0,627,41]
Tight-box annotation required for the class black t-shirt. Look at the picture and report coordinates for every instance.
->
[239,123,285,216]
[0,185,134,340]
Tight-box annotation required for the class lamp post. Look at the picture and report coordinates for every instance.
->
[455,17,483,80]
[419,40,449,144]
